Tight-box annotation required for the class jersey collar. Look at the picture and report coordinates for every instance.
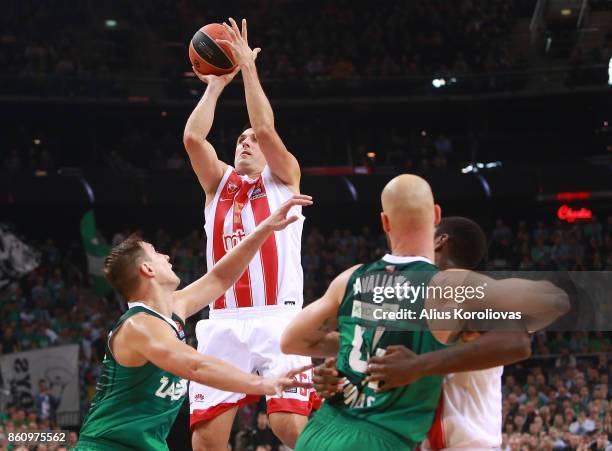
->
[127,302,179,333]
[382,254,433,265]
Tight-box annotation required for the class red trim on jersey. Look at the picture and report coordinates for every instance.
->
[427,392,446,450]
[211,171,242,309]
[231,179,255,307]
[190,394,260,430]
[266,394,316,416]
[250,178,279,306]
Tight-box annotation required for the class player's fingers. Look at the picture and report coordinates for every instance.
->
[289,194,313,201]
[274,216,299,230]
[216,39,235,50]
[366,363,387,374]
[222,23,238,41]
[364,373,385,383]
[367,356,384,365]
[386,345,416,356]
[228,17,241,38]
[286,363,315,378]
[242,18,248,42]
[324,356,337,366]
[314,366,338,378]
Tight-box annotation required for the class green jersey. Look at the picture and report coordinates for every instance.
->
[327,256,448,447]
[77,304,187,451]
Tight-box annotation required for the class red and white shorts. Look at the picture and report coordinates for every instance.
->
[189,306,318,430]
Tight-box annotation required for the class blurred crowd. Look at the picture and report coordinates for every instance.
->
[487,216,612,271]
[0,118,462,175]
[1,215,611,450]
[0,0,522,81]
[1,0,609,99]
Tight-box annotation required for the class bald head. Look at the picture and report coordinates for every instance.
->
[381,174,435,230]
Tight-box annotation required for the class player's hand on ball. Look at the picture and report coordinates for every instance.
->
[263,194,313,232]
[192,65,240,88]
[263,364,314,397]
[219,18,261,67]
[365,345,423,392]
[313,357,344,399]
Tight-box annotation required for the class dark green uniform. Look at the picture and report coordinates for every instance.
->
[76,305,187,451]
[296,257,448,451]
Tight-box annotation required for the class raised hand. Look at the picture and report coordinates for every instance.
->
[262,194,313,232]
[218,18,261,68]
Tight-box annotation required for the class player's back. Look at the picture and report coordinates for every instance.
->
[204,165,303,312]
[326,255,448,447]
[77,305,187,451]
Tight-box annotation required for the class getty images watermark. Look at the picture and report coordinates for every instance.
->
[349,270,612,331]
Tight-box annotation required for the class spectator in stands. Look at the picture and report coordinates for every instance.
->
[34,379,59,423]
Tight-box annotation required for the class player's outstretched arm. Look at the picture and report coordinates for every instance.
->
[173,195,313,319]
[124,314,312,396]
[280,265,359,358]
[219,18,300,191]
[365,330,532,391]
[431,271,570,332]
[183,69,238,199]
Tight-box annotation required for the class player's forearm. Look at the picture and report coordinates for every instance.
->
[183,84,224,142]
[309,332,340,358]
[191,354,269,394]
[417,331,532,377]
[241,62,274,130]
[178,223,274,318]
[208,222,272,290]
[466,277,570,331]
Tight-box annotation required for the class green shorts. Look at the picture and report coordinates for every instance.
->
[295,404,413,451]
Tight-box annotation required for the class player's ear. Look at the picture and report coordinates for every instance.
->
[380,212,391,233]
[434,233,448,252]
[434,204,441,225]
[139,262,155,278]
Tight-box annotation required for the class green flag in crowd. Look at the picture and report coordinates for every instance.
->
[80,211,112,296]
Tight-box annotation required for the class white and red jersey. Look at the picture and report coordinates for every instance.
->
[422,366,503,450]
[204,165,304,312]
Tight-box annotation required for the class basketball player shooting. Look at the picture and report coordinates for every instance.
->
[183,18,313,450]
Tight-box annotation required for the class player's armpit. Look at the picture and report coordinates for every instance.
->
[280,264,360,358]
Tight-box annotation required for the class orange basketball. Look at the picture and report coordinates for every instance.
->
[189,23,236,76]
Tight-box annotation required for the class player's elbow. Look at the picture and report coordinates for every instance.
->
[253,123,275,139]
[514,333,532,360]
[280,331,298,355]
[555,291,571,316]
[182,132,201,151]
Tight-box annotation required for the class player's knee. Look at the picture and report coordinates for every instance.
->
[191,424,226,451]
[269,413,307,448]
